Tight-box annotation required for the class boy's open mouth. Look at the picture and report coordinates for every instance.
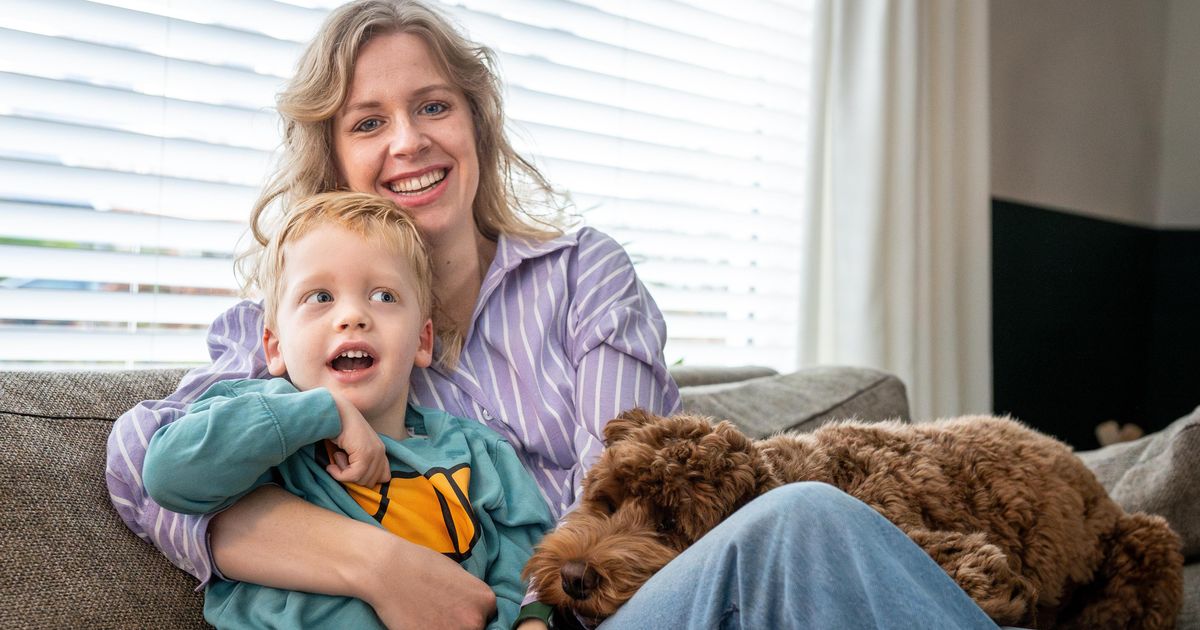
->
[330,349,374,371]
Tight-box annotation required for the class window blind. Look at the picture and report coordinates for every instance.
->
[0,0,814,371]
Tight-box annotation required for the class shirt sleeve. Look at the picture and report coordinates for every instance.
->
[104,299,271,585]
[144,379,341,516]
[566,228,682,493]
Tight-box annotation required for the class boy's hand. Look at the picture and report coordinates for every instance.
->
[515,620,550,630]
[325,392,390,486]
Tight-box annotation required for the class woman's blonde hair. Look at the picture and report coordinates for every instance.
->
[238,0,570,365]
[251,192,434,333]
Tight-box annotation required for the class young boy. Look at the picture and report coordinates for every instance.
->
[143,192,555,630]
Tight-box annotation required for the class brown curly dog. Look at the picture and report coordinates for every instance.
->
[523,410,1184,628]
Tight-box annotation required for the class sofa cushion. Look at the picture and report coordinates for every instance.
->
[679,365,910,439]
[0,369,204,628]
[1079,405,1200,560]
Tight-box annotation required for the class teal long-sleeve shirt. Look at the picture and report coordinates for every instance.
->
[144,378,555,630]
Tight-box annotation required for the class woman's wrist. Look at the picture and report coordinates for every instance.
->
[346,525,412,606]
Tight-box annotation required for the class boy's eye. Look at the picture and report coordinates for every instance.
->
[353,118,382,132]
[370,289,396,303]
[304,291,333,304]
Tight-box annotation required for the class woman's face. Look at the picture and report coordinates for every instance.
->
[332,32,480,246]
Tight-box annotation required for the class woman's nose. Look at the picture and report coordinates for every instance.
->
[389,117,430,158]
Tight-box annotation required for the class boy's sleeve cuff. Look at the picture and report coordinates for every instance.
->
[513,601,554,629]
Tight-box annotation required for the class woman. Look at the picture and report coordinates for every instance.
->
[106,2,998,628]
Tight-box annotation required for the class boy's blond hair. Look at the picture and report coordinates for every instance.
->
[246,192,434,333]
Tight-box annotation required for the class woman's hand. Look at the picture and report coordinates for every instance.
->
[326,391,390,486]
[357,532,498,630]
[212,487,496,629]
[515,620,550,630]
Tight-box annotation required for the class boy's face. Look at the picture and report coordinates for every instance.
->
[263,223,433,425]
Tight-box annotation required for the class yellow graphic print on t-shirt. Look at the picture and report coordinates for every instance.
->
[320,441,480,560]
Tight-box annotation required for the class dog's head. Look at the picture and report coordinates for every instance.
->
[524,409,780,620]
[587,409,779,548]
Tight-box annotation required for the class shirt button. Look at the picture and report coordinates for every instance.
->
[481,409,493,420]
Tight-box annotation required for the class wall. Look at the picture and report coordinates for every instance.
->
[990,0,1200,449]
[1157,0,1200,228]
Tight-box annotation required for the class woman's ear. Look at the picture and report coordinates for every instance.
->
[263,327,287,377]
[413,318,434,368]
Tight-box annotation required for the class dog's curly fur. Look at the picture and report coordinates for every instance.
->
[523,410,1184,628]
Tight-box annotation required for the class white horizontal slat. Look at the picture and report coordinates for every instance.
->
[0,158,257,221]
[580,0,813,43]
[511,121,805,195]
[538,157,804,218]
[0,72,281,150]
[664,341,797,374]
[0,245,237,291]
[665,314,796,346]
[0,288,240,326]
[1,0,304,76]
[0,28,287,109]
[506,88,807,167]
[89,0,326,44]
[637,259,798,294]
[618,231,802,272]
[577,195,803,245]
[651,287,800,322]
[0,326,209,363]
[498,53,806,141]
[0,202,244,255]
[449,1,807,90]
[0,116,274,188]
[677,0,813,39]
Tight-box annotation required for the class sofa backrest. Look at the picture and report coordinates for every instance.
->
[0,369,205,629]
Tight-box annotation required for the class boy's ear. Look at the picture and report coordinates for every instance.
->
[413,318,434,368]
[263,327,288,377]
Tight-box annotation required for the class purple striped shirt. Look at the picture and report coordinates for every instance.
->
[105,226,681,585]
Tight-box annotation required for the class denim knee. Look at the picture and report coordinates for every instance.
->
[734,481,876,537]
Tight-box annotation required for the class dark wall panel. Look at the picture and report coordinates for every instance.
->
[992,198,1168,449]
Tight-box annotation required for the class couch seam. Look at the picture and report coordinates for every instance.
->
[0,409,115,422]
[799,374,894,424]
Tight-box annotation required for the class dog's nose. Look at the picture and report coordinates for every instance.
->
[560,560,599,600]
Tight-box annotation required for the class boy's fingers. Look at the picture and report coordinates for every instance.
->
[332,449,350,470]
[325,463,349,481]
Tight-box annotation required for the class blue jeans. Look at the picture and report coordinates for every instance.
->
[598,482,999,629]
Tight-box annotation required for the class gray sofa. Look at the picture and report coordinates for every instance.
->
[0,366,1195,628]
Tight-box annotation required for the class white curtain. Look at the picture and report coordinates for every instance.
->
[799,0,991,421]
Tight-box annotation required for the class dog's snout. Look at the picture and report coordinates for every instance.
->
[560,560,599,600]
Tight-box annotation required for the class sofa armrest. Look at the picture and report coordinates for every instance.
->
[678,365,910,439]
[669,365,779,388]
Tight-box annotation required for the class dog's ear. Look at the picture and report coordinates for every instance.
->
[604,408,659,445]
[709,420,752,452]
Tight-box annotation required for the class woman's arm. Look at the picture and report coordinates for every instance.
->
[211,488,499,630]
[567,229,682,478]
[105,300,270,581]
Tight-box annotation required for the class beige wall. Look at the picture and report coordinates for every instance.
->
[1157,0,1200,228]
[991,0,1200,229]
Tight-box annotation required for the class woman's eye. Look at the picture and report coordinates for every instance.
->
[304,291,333,304]
[354,118,382,132]
[370,289,396,303]
[420,102,447,116]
